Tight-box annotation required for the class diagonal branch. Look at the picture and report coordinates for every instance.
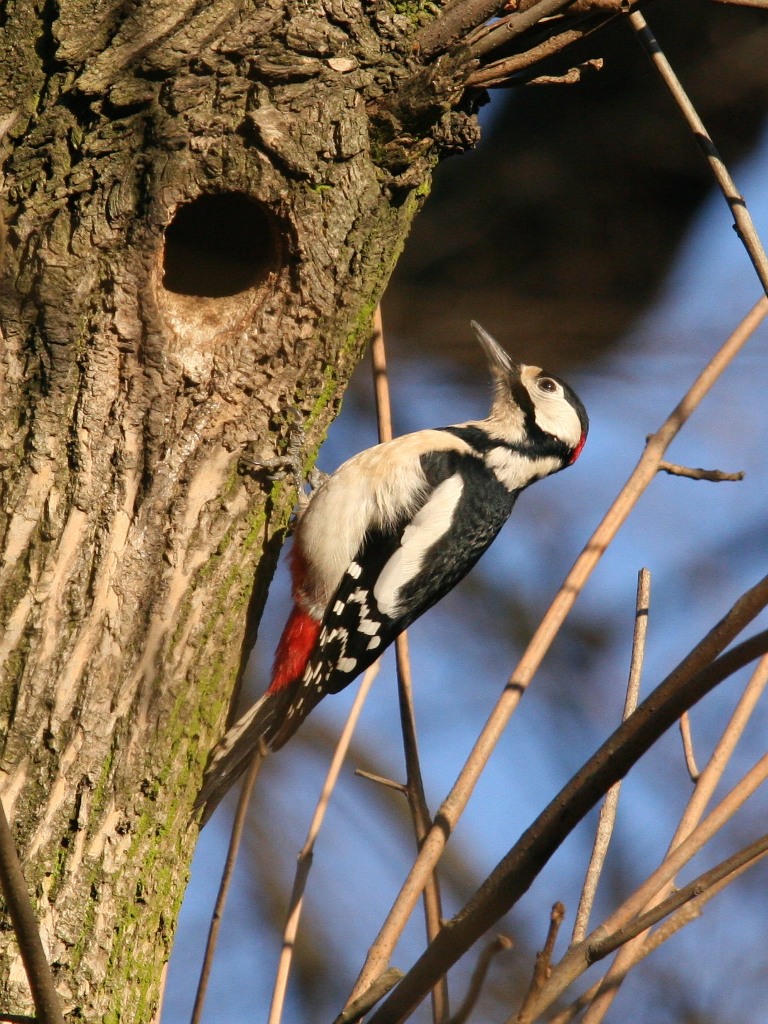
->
[0,799,65,1024]
[267,664,380,1024]
[190,752,266,1024]
[576,650,768,1023]
[628,8,768,298]
[370,620,768,1023]
[571,568,650,944]
[587,831,768,962]
[417,0,579,62]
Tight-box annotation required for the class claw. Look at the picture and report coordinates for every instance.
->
[239,408,327,525]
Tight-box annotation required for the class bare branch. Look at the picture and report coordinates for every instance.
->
[525,60,603,85]
[369,616,768,1024]
[658,460,744,482]
[371,306,395,444]
[588,833,768,961]
[517,904,566,1020]
[332,969,405,1024]
[351,296,768,1008]
[552,827,768,1024]
[370,306,449,1022]
[526,741,768,1024]
[470,53,603,89]
[355,769,409,794]
[190,750,266,1024]
[268,664,380,1024]
[0,799,65,1024]
[572,569,650,943]
[640,841,759,954]
[417,0,579,61]
[577,652,768,1022]
[676,654,768,841]
[446,935,513,1024]
[628,9,768,298]
[590,754,768,952]
[679,712,700,782]
[465,25,587,83]
[709,0,768,8]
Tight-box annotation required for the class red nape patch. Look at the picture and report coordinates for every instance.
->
[569,431,587,465]
[268,605,321,692]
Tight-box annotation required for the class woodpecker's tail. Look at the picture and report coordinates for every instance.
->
[194,676,325,822]
[194,690,275,822]
[195,600,324,822]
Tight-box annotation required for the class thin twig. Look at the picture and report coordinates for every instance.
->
[0,799,65,1024]
[578,652,768,1023]
[268,664,380,1024]
[550,827,767,1024]
[517,903,565,1020]
[572,569,650,943]
[446,935,513,1024]
[524,60,603,86]
[523,740,768,1024]
[658,460,744,482]
[350,296,768,1008]
[190,750,265,1024]
[465,26,588,86]
[588,832,768,961]
[417,0,579,59]
[370,306,449,1023]
[355,769,409,794]
[628,8,768,298]
[332,969,405,1024]
[678,712,700,782]
[372,619,768,1024]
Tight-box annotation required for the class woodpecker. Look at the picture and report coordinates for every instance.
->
[196,322,588,815]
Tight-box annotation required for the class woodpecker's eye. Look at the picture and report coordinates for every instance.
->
[537,377,559,394]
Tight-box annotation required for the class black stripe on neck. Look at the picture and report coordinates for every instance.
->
[439,425,500,452]
[439,424,572,466]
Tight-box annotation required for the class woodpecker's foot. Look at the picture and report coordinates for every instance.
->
[239,408,328,526]
[295,466,329,519]
[240,405,307,482]
[240,449,297,480]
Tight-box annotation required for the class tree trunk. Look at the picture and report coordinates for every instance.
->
[0,0,468,1017]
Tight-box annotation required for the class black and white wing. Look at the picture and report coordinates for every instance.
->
[301,448,518,698]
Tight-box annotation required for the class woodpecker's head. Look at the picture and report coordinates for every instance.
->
[471,321,589,467]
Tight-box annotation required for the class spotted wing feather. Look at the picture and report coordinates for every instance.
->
[284,449,518,710]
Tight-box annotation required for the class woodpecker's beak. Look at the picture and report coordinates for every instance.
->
[471,321,521,377]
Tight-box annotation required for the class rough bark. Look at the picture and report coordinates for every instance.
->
[0,0,472,1018]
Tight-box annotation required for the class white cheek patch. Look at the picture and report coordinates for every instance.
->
[533,400,582,449]
[374,474,464,618]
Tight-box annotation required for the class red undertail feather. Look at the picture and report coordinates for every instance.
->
[269,604,321,692]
